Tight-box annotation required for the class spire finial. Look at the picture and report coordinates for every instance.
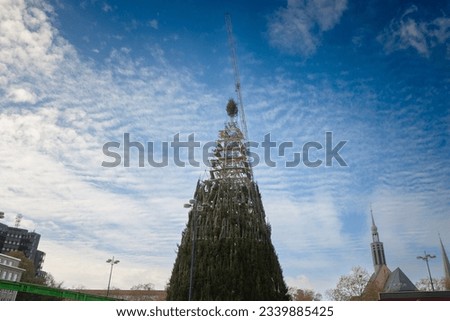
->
[370,206,377,232]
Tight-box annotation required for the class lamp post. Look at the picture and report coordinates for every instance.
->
[184,199,202,301]
[417,251,436,291]
[106,256,120,297]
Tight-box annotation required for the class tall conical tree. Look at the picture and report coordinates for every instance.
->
[166,100,289,300]
[439,235,450,290]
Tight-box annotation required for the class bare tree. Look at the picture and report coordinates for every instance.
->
[130,283,155,291]
[415,277,447,291]
[289,287,322,301]
[44,273,64,288]
[326,266,370,301]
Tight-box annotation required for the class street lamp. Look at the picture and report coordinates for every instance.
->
[417,251,436,291]
[106,256,120,297]
[184,199,202,301]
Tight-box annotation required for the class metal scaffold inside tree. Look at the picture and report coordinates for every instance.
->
[166,102,288,299]
[166,14,288,301]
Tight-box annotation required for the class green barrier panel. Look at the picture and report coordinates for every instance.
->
[0,279,119,301]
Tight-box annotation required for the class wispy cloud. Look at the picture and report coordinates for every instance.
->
[239,56,450,293]
[267,0,348,56]
[0,0,219,289]
[377,4,450,58]
[6,87,38,104]
[102,2,112,13]
[148,19,159,30]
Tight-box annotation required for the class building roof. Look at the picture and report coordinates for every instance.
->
[383,267,417,292]
[368,264,391,288]
[380,290,450,301]
[0,252,22,265]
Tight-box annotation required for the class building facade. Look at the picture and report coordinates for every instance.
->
[0,253,25,301]
[0,223,45,274]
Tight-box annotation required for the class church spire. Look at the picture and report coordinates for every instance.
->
[439,234,450,282]
[370,209,387,273]
[371,208,380,243]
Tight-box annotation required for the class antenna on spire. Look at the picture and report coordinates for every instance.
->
[370,205,376,227]
[225,13,249,143]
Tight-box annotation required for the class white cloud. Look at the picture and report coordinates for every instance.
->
[41,240,172,289]
[285,274,314,290]
[6,87,37,104]
[267,0,348,56]
[0,0,75,101]
[0,0,67,72]
[102,2,112,13]
[377,5,450,57]
[125,19,140,32]
[0,0,220,290]
[266,193,349,252]
[148,19,159,30]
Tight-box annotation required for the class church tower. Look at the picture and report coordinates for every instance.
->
[166,99,288,300]
[370,210,387,273]
[363,209,417,299]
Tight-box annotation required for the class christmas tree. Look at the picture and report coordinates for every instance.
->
[166,99,289,300]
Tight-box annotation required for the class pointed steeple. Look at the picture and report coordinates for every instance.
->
[371,209,380,243]
[370,209,387,273]
[439,235,450,282]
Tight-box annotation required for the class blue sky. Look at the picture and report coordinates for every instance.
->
[0,0,449,296]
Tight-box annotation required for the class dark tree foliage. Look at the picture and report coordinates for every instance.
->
[166,178,289,301]
[7,251,63,300]
[6,251,41,283]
